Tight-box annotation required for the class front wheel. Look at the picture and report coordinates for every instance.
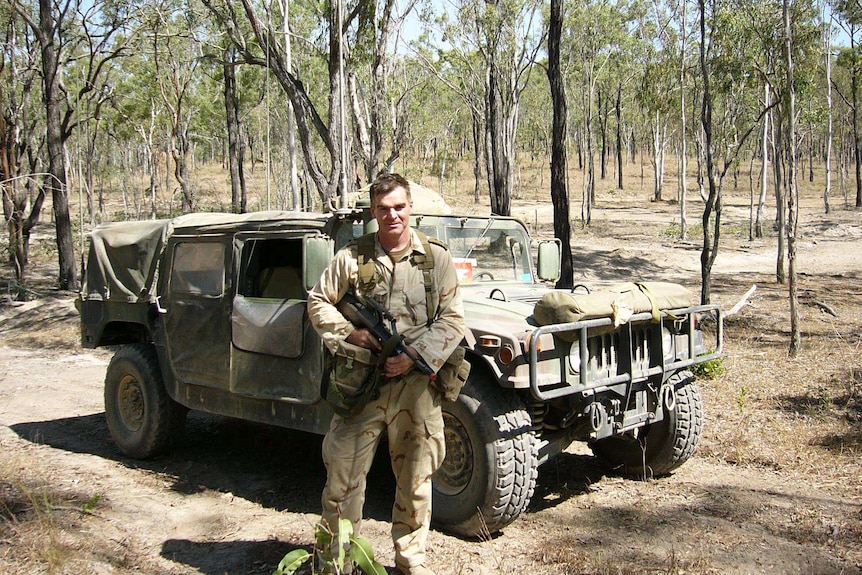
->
[590,370,703,478]
[432,367,537,537]
[105,344,187,459]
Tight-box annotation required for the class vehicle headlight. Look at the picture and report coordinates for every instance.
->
[568,341,581,374]
[662,327,674,361]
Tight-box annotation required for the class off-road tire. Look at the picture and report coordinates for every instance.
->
[105,344,187,459]
[432,366,537,537]
[590,370,703,478]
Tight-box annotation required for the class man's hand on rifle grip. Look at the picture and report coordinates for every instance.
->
[345,328,381,352]
[384,347,417,378]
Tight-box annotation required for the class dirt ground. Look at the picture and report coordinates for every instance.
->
[1,187,861,575]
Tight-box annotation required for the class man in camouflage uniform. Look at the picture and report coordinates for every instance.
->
[307,173,466,575]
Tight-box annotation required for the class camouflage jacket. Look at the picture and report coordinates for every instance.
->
[307,229,466,373]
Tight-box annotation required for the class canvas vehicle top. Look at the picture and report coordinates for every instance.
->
[77,206,722,538]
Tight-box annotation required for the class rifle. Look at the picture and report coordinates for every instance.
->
[337,289,437,381]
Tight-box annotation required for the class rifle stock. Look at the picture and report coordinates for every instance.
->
[337,290,437,380]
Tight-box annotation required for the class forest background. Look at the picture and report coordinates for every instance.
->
[2,0,862,342]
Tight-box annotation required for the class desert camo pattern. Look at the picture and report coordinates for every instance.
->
[307,228,466,570]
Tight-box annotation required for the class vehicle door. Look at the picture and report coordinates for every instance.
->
[161,236,232,389]
[229,232,330,403]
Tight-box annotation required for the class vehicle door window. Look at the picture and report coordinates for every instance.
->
[239,238,304,300]
[170,242,225,296]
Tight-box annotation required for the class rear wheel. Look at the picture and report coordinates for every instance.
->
[105,344,187,459]
[590,370,703,478]
[432,367,537,537]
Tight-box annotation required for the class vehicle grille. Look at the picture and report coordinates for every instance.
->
[584,325,653,382]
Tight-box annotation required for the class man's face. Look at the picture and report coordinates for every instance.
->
[372,186,412,242]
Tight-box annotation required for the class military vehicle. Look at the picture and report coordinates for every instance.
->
[76,203,722,537]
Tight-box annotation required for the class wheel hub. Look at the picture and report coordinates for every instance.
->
[436,412,473,495]
[118,374,145,431]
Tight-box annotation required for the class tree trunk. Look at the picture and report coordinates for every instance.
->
[756,84,770,238]
[615,85,624,190]
[279,0,301,209]
[231,0,336,204]
[825,8,833,215]
[330,0,349,205]
[598,90,607,181]
[679,4,688,240]
[548,0,573,288]
[582,71,595,224]
[773,100,786,285]
[784,0,801,356]
[698,0,721,305]
[853,31,862,208]
[652,111,665,201]
[486,68,513,216]
[171,131,193,212]
[1,60,47,295]
[39,0,77,290]
[223,46,247,213]
[471,110,483,203]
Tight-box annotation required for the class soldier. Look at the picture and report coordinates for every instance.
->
[307,173,466,575]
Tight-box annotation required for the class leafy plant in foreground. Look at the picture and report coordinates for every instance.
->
[273,518,386,575]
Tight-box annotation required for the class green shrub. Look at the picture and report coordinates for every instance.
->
[274,518,386,575]
[692,356,726,380]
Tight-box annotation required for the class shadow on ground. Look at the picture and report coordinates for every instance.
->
[160,537,300,575]
[9,411,395,521]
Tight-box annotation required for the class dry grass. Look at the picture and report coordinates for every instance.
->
[0,450,105,574]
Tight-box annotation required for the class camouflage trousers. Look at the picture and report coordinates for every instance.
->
[321,372,445,570]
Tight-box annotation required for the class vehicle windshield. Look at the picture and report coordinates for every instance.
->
[414,216,534,284]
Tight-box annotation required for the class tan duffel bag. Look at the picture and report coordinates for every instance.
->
[533,282,696,341]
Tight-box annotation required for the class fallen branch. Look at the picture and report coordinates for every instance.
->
[809,299,838,317]
[725,284,757,317]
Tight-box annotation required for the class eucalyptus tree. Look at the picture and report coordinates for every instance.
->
[696,0,819,304]
[833,0,862,207]
[140,0,206,212]
[823,2,834,214]
[1,5,45,291]
[409,30,489,203]
[403,67,475,193]
[602,1,645,192]
[220,42,248,212]
[744,0,819,284]
[636,0,679,203]
[675,0,695,238]
[11,0,133,290]
[204,0,416,207]
[783,0,801,355]
[547,0,573,287]
[778,0,820,354]
[107,39,168,218]
[697,0,770,304]
[645,0,699,237]
[348,0,420,182]
[563,0,632,223]
[427,0,545,216]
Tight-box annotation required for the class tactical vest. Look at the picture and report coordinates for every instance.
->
[355,230,441,326]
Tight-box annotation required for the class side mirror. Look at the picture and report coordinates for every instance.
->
[537,239,561,282]
[303,235,334,291]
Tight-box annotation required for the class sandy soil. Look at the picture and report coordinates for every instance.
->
[1,192,861,575]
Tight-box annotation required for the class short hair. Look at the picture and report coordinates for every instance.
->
[369,173,411,204]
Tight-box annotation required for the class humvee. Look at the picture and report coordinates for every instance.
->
[76,206,722,537]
